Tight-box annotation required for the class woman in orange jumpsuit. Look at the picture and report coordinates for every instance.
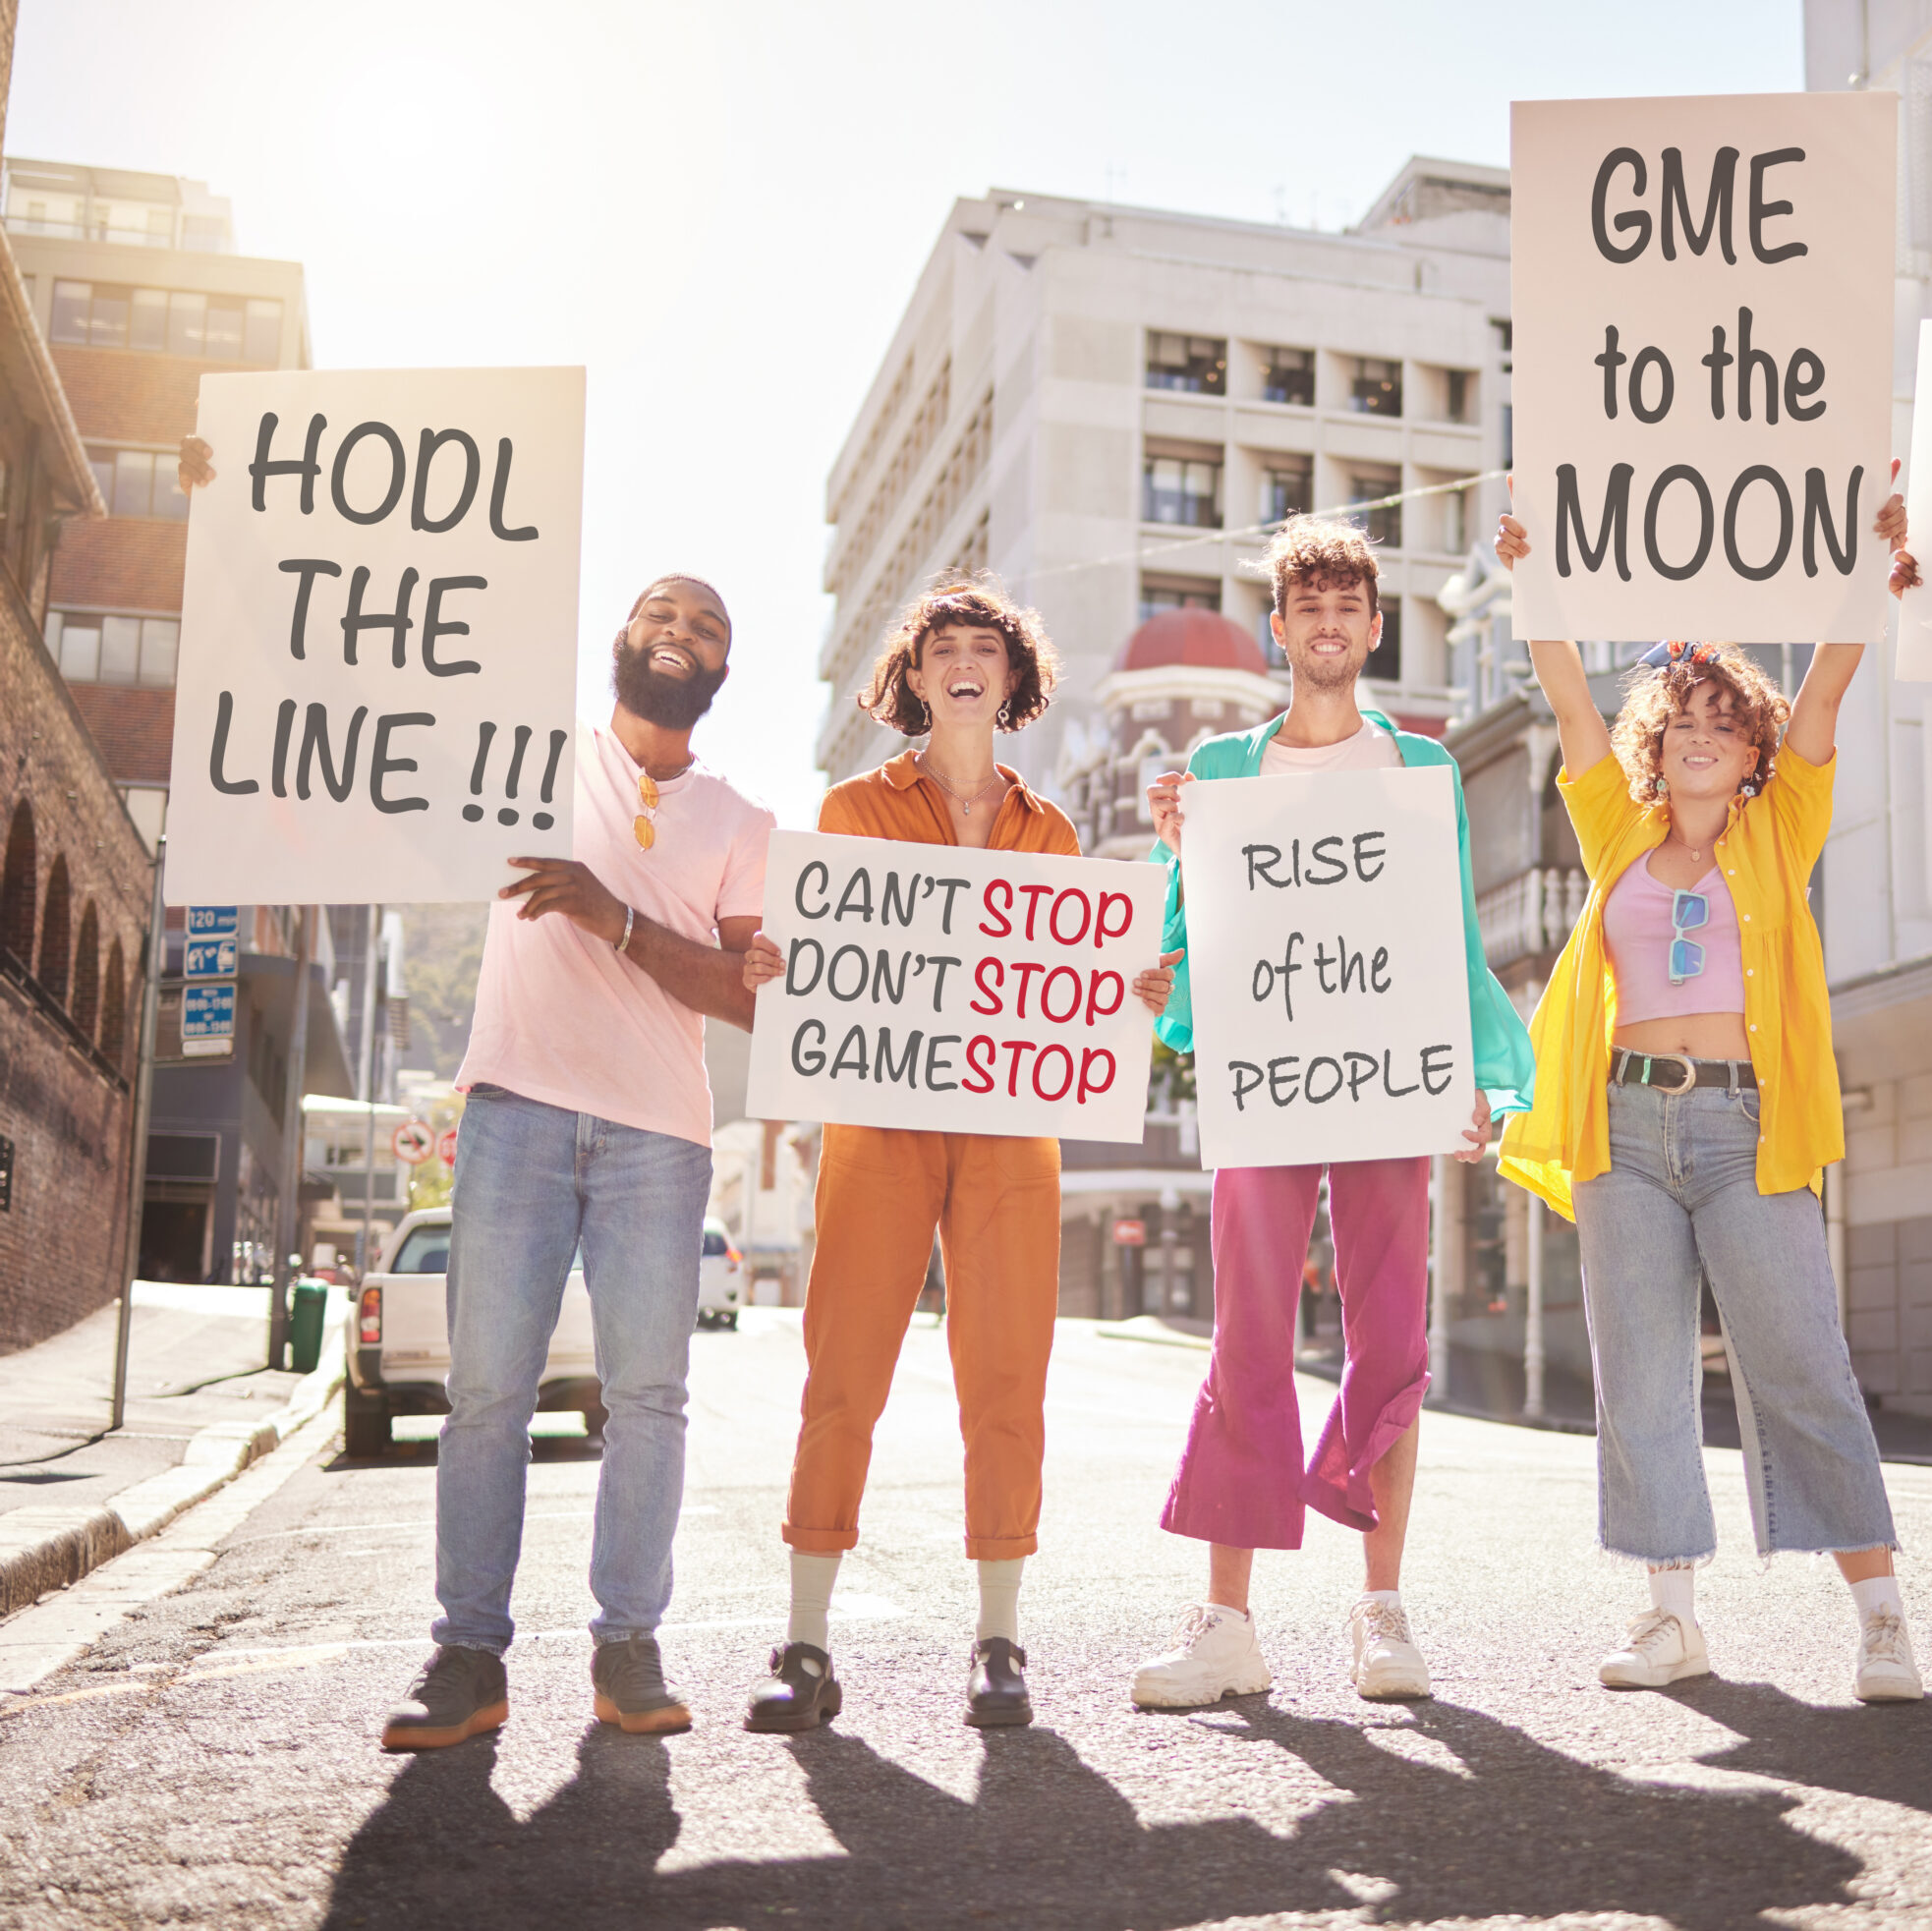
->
[741,581,1176,1731]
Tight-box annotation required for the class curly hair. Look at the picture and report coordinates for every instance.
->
[1609,644,1790,803]
[1262,514,1380,614]
[856,578,1059,736]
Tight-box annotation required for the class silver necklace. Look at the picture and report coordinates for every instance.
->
[920,756,1003,817]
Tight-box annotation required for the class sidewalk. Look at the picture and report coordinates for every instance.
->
[0,1283,345,1618]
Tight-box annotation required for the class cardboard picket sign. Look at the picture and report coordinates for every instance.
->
[165,368,584,905]
[1180,767,1473,1170]
[1510,92,1895,644]
[1898,319,1932,682]
[746,831,1167,1143]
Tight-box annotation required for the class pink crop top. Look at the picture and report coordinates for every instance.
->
[1602,857,1745,1024]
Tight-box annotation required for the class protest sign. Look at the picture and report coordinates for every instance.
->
[1899,319,1932,682]
[745,831,1167,1143]
[165,368,585,905]
[1510,93,1895,643]
[1180,767,1473,1170]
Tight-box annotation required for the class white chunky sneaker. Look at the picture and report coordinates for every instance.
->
[1347,1596,1431,1701]
[1599,1609,1711,1689]
[1131,1604,1272,1709]
[1854,1608,1924,1703]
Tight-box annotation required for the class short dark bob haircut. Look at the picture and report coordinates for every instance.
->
[856,578,1059,736]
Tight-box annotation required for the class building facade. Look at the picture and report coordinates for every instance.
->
[0,14,159,1351]
[817,158,1513,793]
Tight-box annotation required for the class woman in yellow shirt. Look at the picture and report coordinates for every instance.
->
[1495,495,1920,1706]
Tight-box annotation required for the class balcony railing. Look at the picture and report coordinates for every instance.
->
[1477,866,1587,970]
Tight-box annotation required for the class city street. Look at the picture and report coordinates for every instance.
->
[1,1312,1929,1930]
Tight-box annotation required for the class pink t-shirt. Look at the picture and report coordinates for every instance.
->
[1258,718,1403,775]
[1602,855,1746,1024]
[457,718,775,1147]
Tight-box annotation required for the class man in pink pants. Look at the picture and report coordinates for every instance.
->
[1133,517,1534,1708]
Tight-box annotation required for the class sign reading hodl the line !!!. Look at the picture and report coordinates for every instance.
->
[164,368,585,906]
[745,831,1168,1144]
[1180,767,1474,1170]
[1510,92,1896,644]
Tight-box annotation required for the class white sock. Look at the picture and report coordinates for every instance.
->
[1363,1588,1400,1609]
[786,1551,841,1651]
[1647,1562,1696,1625]
[976,1558,1025,1643]
[1850,1574,1904,1622]
[1204,1602,1249,1620]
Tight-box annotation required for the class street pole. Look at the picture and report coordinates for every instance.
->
[356,904,381,1275]
[268,906,313,1369]
[1523,1191,1546,1421]
[110,833,167,1431]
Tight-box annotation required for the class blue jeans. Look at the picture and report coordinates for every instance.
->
[432,1084,711,1654]
[1574,1079,1896,1562]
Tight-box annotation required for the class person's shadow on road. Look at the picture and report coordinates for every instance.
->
[318,1695,1877,1931]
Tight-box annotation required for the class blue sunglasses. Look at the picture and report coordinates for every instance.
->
[1670,888,1708,986]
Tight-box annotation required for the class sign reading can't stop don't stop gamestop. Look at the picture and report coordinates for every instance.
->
[165,368,584,906]
[1510,92,1896,644]
[1181,767,1474,1171]
[745,831,1168,1144]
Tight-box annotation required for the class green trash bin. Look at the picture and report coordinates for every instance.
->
[289,1278,329,1375]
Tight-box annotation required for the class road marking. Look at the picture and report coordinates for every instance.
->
[230,1503,719,1545]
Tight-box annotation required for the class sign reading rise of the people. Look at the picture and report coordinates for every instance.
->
[165,368,585,905]
[1180,767,1473,1170]
[1510,92,1896,644]
[746,831,1168,1144]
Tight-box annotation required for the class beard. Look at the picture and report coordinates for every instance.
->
[613,639,728,730]
[1287,640,1369,692]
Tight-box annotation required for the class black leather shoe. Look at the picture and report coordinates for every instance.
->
[746,1642,842,1732]
[965,1637,1033,1728]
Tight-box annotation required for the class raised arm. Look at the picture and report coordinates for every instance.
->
[1494,510,1613,777]
[1786,478,1915,766]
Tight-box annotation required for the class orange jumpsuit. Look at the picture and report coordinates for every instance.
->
[782,751,1079,1559]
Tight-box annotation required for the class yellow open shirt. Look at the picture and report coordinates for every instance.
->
[1498,746,1843,1221]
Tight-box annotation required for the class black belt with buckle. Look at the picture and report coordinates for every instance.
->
[1612,1050,1756,1092]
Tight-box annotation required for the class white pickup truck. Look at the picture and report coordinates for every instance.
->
[345,1207,744,1455]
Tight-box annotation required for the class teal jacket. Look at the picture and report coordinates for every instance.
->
[1150,709,1536,1118]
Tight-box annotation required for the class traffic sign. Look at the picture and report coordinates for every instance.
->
[182,983,236,1056]
[392,1118,436,1164]
[187,905,238,937]
[1111,1219,1147,1247]
[437,1127,459,1165]
[184,937,237,980]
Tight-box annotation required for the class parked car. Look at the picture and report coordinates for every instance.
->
[344,1207,600,1457]
[698,1217,744,1330]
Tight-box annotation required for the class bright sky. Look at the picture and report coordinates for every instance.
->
[13,0,1803,830]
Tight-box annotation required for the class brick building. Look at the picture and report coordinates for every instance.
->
[0,157,363,1285]
[0,3,160,1351]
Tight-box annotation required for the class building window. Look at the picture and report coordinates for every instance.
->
[1143,455,1222,528]
[1146,332,1226,395]
[46,610,181,688]
[1261,347,1314,407]
[1139,577,1220,623]
[1347,469,1402,549]
[1365,598,1401,683]
[1260,459,1312,527]
[87,447,189,521]
[1445,485,1468,555]
[1350,357,1403,416]
[1446,369,1474,424]
[49,281,281,364]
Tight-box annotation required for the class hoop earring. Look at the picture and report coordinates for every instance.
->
[996,700,1013,729]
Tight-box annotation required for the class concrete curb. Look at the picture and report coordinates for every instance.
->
[0,1332,344,1620]
[1095,1315,1213,1351]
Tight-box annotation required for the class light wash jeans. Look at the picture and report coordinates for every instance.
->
[1574,1078,1895,1562]
[431,1083,711,1654]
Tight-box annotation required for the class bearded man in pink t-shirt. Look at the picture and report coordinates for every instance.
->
[380,573,776,1750]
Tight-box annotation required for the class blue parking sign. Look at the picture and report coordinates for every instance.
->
[188,906,238,937]
[182,983,236,1057]
[184,937,237,979]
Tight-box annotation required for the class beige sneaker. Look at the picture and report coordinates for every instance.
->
[1131,1604,1272,1709]
[1347,1596,1431,1701]
[1600,1609,1711,1689]
[1854,1608,1924,1703]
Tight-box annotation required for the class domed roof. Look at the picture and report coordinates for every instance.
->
[1117,607,1270,675]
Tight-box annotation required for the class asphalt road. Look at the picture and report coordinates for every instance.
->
[2,1308,1930,1931]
